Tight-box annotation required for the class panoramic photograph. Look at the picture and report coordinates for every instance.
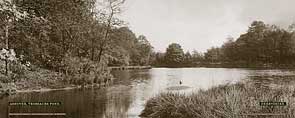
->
[1,0,295,118]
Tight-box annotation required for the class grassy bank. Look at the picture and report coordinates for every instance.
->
[0,58,114,98]
[140,83,295,118]
[0,68,113,98]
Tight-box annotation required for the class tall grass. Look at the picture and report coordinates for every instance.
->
[140,83,295,118]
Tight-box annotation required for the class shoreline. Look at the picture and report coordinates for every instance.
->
[109,66,152,70]
[16,83,110,93]
[152,64,295,69]
[0,82,112,98]
[16,86,78,93]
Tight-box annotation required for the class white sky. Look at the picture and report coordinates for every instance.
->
[119,0,295,52]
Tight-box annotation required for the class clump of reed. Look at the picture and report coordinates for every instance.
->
[140,82,295,118]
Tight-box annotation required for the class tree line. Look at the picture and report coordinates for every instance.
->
[152,21,295,68]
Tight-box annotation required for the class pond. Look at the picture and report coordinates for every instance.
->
[1,68,295,118]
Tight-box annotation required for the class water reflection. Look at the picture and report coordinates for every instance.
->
[247,69,295,89]
[1,68,295,118]
[103,85,131,118]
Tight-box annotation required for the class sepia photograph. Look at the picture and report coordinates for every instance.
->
[1,0,295,118]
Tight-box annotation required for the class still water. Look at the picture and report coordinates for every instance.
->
[1,68,295,118]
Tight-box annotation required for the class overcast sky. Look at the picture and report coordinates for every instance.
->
[119,0,295,52]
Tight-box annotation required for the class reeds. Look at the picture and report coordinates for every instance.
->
[140,82,295,118]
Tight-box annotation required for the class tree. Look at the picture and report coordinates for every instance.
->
[106,27,153,66]
[0,0,28,75]
[183,51,192,65]
[191,50,204,64]
[8,0,97,71]
[151,52,165,66]
[204,47,222,63]
[164,43,184,66]
[96,0,126,64]
[136,35,153,65]
[221,36,236,62]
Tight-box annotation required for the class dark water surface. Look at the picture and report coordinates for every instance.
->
[1,68,295,118]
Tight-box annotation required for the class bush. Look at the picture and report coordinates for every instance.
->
[9,61,29,81]
[61,55,112,85]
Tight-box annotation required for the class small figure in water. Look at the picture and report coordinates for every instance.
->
[179,80,182,85]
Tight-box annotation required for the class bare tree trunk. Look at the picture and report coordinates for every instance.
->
[97,28,110,64]
[5,25,9,76]
[38,32,43,61]
[97,13,113,64]
[97,0,125,64]
[97,47,104,63]
[5,26,9,49]
[91,38,95,61]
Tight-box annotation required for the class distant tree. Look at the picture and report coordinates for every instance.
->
[151,52,165,66]
[191,50,204,63]
[183,51,192,65]
[136,35,153,65]
[108,27,136,66]
[221,36,236,62]
[164,43,184,66]
[107,27,153,66]
[204,47,222,63]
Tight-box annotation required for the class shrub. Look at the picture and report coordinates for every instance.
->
[61,55,112,85]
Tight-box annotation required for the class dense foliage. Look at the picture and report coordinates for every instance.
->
[0,0,153,87]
